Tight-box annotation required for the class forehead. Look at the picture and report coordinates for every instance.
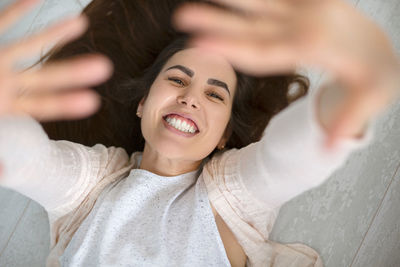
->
[164,48,237,88]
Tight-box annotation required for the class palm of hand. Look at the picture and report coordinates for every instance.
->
[0,0,112,121]
[174,0,400,148]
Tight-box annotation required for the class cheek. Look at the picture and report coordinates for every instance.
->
[206,105,231,137]
[140,84,176,138]
[143,84,173,113]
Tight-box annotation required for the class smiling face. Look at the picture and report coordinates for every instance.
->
[137,47,237,162]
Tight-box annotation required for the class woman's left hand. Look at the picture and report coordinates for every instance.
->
[173,0,400,149]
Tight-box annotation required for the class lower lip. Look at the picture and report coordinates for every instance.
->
[162,118,199,137]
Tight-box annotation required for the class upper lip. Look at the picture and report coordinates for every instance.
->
[163,112,200,131]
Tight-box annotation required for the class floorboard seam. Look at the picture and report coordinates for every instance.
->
[0,200,31,258]
[348,159,400,267]
[24,1,46,36]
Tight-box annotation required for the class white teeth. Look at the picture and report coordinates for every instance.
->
[165,116,196,134]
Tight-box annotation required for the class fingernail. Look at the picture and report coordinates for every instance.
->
[71,15,89,31]
[87,54,114,81]
[172,4,199,29]
[88,92,101,110]
[78,14,89,27]
[57,15,89,42]
[76,91,101,114]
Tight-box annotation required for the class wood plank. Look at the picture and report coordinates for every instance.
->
[269,0,400,266]
[350,164,400,266]
[0,188,30,255]
[0,0,44,45]
[349,0,400,265]
[0,200,50,267]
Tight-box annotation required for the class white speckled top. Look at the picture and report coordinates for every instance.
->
[59,155,230,267]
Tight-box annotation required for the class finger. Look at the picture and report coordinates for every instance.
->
[324,91,375,150]
[1,15,88,64]
[0,0,40,34]
[18,54,113,92]
[209,0,292,17]
[174,3,286,39]
[190,35,299,76]
[14,89,101,121]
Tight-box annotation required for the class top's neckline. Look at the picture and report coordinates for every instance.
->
[129,151,202,181]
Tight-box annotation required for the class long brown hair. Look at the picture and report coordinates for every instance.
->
[38,0,309,157]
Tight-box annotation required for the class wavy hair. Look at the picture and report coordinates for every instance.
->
[38,0,309,157]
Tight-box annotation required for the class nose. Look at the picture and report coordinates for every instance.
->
[177,90,200,109]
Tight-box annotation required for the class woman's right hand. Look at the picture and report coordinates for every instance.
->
[0,0,113,121]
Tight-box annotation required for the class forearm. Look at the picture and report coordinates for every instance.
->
[0,114,131,216]
[238,84,376,208]
[0,115,49,186]
[0,115,94,212]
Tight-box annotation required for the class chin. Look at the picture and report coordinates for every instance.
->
[153,139,209,161]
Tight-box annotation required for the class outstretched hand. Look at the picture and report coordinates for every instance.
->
[173,0,400,149]
[0,0,113,121]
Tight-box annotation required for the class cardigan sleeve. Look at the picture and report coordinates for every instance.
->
[0,114,130,216]
[237,85,376,209]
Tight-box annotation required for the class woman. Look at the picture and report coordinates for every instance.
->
[0,0,398,266]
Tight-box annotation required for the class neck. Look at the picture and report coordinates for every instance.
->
[139,143,202,177]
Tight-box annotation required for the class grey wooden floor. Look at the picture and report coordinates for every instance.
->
[0,0,399,266]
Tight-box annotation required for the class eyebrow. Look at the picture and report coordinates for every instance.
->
[166,65,194,77]
[165,64,231,97]
[207,78,230,97]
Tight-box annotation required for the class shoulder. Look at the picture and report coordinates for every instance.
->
[204,148,241,173]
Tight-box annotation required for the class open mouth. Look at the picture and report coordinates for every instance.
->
[162,114,200,135]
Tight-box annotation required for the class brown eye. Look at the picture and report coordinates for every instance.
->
[168,77,185,86]
[207,91,224,101]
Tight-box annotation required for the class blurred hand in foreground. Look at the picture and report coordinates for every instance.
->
[0,0,113,121]
[174,0,400,150]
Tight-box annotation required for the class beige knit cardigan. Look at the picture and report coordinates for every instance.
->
[45,149,323,267]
